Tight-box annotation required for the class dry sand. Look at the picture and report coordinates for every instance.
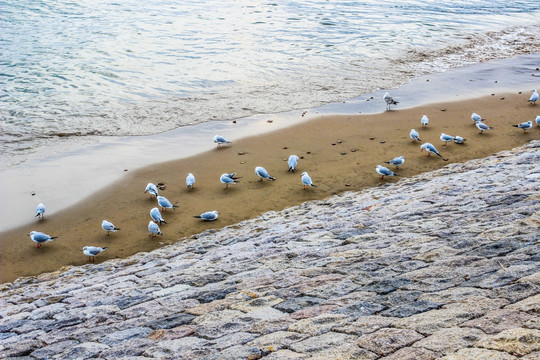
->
[1,91,539,283]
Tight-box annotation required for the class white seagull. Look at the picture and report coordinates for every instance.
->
[213,135,231,148]
[535,115,540,127]
[288,155,299,172]
[301,172,316,190]
[383,92,398,110]
[512,120,533,133]
[101,220,120,235]
[29,231,57,248]
[186,173,195,189]
[220,172,241,189]
[148,220,163,237]
[157,195,178,212]
[528,89,538,105]
[471,113,484,123]
[384,156,405,169]
[35,203,46,219]
[440,133,455,147]
[194,210,219,221]
[376,165,399,180]
[421,115,429,127]
[410,129,421,142]
[144,183,158,198]
[150,207,167,224]
[255,166,276,181]
[476,121,492,134]
[83,246,107,262]
[454,136,466,144]
[420,143,443,158]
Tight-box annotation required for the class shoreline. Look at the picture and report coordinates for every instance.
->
[1,91,539,283]
[1,53,539,233]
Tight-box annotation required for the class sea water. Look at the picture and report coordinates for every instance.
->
[1,0,540,169]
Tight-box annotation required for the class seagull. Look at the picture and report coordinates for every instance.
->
[101,220,120,235]
[157,195,178,212]
[150,207,167,224]
[148,220,163,237]
[471,113,484,123]
[220,172,241,189]
[35,203,46,219]
[420,142,443,158]
[255,166,276,181]
[476,121,492,134]
[384,156,404,169]
[454,136,466,144]
[421,115,429,127]
[440,133,455,147]
[83,246,107,263]
[383,92,398,110]
[29,231,57,248]
[376,165,399,180]
[301,172,316,190]
[536,115,540,127]
[213,135,231,148]
[410,129,421,142]
[288,155,299,172]
[194,210,219,221]
[144,183,158,198]
[528,89,538,104]
[186,173,195,189]
[512,120,533,133]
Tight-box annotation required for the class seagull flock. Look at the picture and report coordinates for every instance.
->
[28,89,539,261]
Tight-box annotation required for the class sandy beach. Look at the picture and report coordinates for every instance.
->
[1,91,539,283]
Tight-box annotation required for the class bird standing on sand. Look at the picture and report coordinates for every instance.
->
[150,207,167,225]
[255,166,276,181]
[29,231,57,248]
[383,92,398,110]
[476,121,492,134]
[194,210,219,221]
[421,115,429,127]
[301,172,316,190]
[385,156,404,169]
[288,155,299,172]
[213,135,231,148]
[148,221,163,237]
[144,183,158,198]
[512,121,532,133]
[157,195,178,212]
[535,115,540,127]
[471,112,484,123]
[376,165,399,180]
[186,173,195,189]
[35,203,46,219]
[528,89,538,105]
[220,172,241,189]
[101,220,120,235]
[420,143,443,158]
[454,136,466,144]
[83,246,107,262]
[410,129,421,142]
[440,133,455,147]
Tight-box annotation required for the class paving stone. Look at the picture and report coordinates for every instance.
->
[462,309,535,334]
[288,314,350,336]
[289,332,357,354]
[59,341,111,359]
[475,328,540,356]
[101,326,153,345]
[333,315,399,335]
[439,347,518,359]
[412,326,486,354]
[29,340,80,359]
[379,346,441,360]
[263,349,308,359]
[356,328,424,356]
[246,331,308,352]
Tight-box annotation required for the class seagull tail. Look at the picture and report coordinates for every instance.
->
[393,100,399,105]
[35,213,40,217]
[160,220,167,224]
[384,161,390,164]
[435,152,443,158]
[102,247,108,251]
[512,124,519,128]
[173,205,179,209]
[51,236,58,240]
[312,184,317,187]
[115,227,121,231]
[193,216,202,218]
[269,176,276,181]
[288,167,294,172]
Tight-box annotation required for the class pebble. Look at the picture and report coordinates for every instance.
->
[1,141,539,359]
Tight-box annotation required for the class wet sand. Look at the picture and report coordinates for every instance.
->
[1,91,539,283]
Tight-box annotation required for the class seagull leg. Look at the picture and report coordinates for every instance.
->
[380,175,384,180]
[35,244,41,248]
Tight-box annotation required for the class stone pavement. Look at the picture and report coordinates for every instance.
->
[1,141,539,359]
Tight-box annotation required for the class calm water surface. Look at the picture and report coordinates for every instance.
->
[1,0,540,168]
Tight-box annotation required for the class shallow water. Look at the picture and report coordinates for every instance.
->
[1,0,540,168]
